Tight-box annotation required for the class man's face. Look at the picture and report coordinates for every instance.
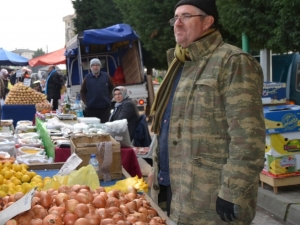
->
[174,5,208,48]
[91,64,101,74]
[48,67,54,73]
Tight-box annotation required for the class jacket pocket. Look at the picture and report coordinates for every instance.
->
[191,157,224,210]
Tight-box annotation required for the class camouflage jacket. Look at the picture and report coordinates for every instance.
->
[155,30,266,225]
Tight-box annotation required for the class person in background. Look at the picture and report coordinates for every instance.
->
[148,0,266,224]
[32,80,43,93]
[45,65,61,110]
[8,70,16,85]
[109,86,140,141]
[0,69,10,99]
[80,58,114,123]
[18,68,31,82]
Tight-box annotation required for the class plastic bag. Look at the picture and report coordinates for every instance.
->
[104,175,148,193]
[43,164,100,191]
[104,119,133,147]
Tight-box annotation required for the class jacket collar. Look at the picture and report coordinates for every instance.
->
[187,30,223,62]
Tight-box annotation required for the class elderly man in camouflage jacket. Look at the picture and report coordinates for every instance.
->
[149,0,266,224]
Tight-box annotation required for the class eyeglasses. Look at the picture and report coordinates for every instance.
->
[169,14,207,26]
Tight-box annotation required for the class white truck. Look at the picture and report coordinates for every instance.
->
[65,24,148,110]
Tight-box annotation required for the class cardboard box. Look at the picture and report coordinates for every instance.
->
[265,131,300,156]
[266,154,300,175]
[263,104,300,134]
[70,134,122,180]
[262,82,286,105]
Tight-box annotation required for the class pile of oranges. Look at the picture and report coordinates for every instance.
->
[0,162,50,197]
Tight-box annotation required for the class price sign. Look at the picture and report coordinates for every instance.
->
[0,188,36,225]
[23,78,31,87]
[57,153,82,176]
[16,70,22,78]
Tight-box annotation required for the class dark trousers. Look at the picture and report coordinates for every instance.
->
[158,185,172,216]
[84,106,111,123]
[47,98,59,111]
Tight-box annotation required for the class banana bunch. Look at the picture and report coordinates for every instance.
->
[268,155,297,175]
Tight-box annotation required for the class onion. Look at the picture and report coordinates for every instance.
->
[54,193,69,206]
[92,195,106,208]
[14,192,24,201]
[74,218,89,225]
[133,222,148,225]
[65,199,79,213]
[112,212,125,223]
[100,218,114,225]
[63,212,78,225]
[116,221,128,225]
[106,197,120,208]
[107,206,120,216]
[107,190,119,198]
[67,191,77,199]
[131,212,147,222]
[16,211,33,224]
[125,201,137,213]
[134,199,143,209]
[42,214,62,225]
[70,184,81,192]
[149,216,164,224]
[58,185,70,193]
[147,208,158,218]
[48,206,65,217]
[95,208,110,219]
[126,215,138,224]
[8,195,15,203]
[119,204,130,217]
[2,196,9,205]
[100,192,108,200]
[87,203,96,213]
[75,193,92,204]
[32,205,48,219]
[119,196,128,204]
[29,218,43,225]
[40,191,52,209]
[138,206,148,216]
[31,197,41,207]
[4,219,18,225]
[125,193,137,201]
[74,203,89,218]
[85,211,101,225]
[95,186,106,194]
[127,186,137,195]
[47,189,55,195]
[78,185,90,192]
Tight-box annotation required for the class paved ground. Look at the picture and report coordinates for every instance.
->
[252,206,292,225]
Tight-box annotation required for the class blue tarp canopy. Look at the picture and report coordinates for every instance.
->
[0,48,29,66]
[82,23,139,45]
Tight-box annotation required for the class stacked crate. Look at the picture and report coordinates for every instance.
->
[262,82,300,178]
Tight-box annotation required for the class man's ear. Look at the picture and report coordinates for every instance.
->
[203,15,214,30]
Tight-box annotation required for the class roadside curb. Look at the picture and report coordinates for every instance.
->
[257,187,300,225]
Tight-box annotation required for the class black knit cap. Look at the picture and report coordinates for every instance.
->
[174,0,219,25]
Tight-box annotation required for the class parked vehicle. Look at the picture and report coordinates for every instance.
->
[65,24,148,110]
[255,53,300,105]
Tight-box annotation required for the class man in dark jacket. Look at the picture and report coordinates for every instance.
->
[45,65,61,110]
[80,58,114,123]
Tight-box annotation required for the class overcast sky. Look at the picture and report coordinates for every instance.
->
[0,0,74,53]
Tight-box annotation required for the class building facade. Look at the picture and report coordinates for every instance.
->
[63,14,76,44]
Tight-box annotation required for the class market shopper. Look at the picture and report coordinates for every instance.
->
[149,0,266,224]
[80,58,114,123]
[45,65,61,110]
[109,86,140,141]
[0,69,10,99]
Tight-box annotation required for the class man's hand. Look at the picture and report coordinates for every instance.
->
[216,197,238,222]
[147,172,154,187]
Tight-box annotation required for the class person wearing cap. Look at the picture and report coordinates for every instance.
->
[80,58,114,122]
[149,0,265,224]
[45,65,62,110]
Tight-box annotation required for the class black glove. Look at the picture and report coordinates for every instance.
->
[216,197,237,222]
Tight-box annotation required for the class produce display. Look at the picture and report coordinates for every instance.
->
[4,83,47,105]
[0,162,49,196]
[2,185,167,225]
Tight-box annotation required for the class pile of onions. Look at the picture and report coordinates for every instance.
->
[2,185,166,225]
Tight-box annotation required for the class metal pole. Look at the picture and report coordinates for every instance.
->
[242,33,249,53]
